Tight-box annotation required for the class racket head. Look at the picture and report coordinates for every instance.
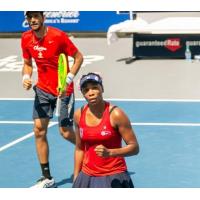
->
[58,53,68,93]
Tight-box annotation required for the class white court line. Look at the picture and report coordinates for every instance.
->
[0,98,34,100]
[1,121,199,126]
[0,121,200,153]
[0,122,58,152]
[132,122,200,127]
[0,121,56,124]
[0,121,34,124]
[1,98,200,102]
[106,99,200,102]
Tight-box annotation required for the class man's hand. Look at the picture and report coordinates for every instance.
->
[22,74,32,90]
[57,85,67,98]
[58,72,74,98]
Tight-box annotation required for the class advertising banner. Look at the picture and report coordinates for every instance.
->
[133,34,200,58]
[0,11,129,32]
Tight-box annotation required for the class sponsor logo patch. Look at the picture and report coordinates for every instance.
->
[164,38,181,52]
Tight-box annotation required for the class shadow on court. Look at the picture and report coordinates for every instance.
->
[56,174,73,187]
[128,171,135,175]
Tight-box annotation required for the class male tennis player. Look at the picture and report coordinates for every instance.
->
[21,11,83,188]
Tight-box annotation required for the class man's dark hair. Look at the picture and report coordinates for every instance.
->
[25,11,44,17]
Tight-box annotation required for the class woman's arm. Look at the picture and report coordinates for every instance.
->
[73,108,85,181]
[94,107,139,157]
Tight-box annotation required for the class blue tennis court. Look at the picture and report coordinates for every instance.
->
[1,99,200,188]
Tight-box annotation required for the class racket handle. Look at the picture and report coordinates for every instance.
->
[55,98,61,117]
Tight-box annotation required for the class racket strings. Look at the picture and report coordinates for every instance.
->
[58,54,67,92]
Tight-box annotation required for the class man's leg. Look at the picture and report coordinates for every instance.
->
[59,93,75,144]
[59,126,75,144]
[31,118,56,188]
[31,86,56,188]
[34,118,50,173]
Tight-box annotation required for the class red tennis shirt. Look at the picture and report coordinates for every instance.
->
[79,102,127,176]
[21,26,78,96]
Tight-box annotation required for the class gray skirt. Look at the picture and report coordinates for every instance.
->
[72,171,134,188]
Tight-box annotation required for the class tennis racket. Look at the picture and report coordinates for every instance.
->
[55,53,68,117]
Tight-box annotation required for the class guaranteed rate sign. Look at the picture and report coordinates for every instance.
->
[133,34,200,58]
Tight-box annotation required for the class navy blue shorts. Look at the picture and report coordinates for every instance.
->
[72,171,134,188]
[32,86,74,127]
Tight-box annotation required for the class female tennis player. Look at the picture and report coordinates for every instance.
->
[21,11,83,188]
[73,73,139,188]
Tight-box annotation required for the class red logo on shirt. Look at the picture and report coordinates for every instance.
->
[80,128,83,138]
[33,45,47,51]
[33,45,47,58]
[100,130,111,136]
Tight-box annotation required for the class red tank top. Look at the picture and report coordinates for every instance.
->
[79,102,127,176]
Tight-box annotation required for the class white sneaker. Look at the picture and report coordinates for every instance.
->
[31,177,56,188]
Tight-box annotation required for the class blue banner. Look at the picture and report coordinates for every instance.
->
[0,11,129,32]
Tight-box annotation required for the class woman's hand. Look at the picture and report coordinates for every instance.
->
[94,144,111,157]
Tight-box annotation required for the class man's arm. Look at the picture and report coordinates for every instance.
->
[22,58,33,90]
[70,51,83,76]
[66,51,83,86]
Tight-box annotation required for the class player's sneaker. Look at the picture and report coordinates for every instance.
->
[31,177,56,188]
